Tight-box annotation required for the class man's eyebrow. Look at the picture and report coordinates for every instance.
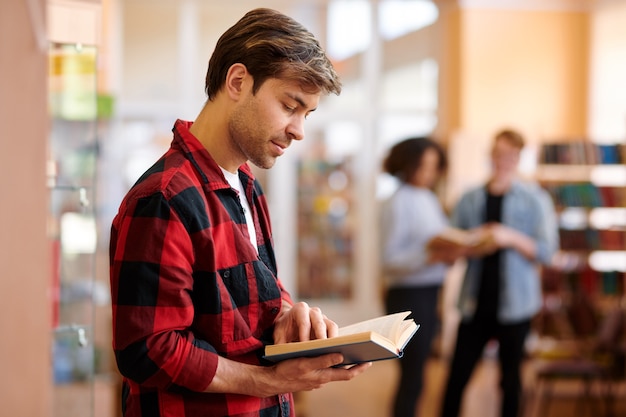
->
[286,93,317,113]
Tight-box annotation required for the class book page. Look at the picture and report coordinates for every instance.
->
[337,311,411,343]
[397,321,420,350]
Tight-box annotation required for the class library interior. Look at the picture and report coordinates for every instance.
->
[1,0,625,416]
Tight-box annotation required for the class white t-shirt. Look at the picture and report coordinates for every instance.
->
[220,167,258,253]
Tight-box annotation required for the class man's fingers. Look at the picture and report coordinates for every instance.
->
[324,316,339,338]
[273,301,339,343]
[309,307,329,340]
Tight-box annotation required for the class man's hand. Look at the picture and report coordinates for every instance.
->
[466,226,498,257]
[273,301,338,344]
[204,304,371,397]
[467,223,537,260]
[205,351,372,397]
[258,354,371,396]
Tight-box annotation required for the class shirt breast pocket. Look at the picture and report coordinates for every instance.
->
[219,261,281,339]
[220,262,281,307]
[507,199,537,234]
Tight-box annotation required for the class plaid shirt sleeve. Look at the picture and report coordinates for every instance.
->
[110,185,220,392]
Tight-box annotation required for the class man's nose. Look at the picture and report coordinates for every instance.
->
[287,116,305,141]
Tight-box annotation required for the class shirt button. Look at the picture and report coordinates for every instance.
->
[271,307,280,315]
[223,271,230,278]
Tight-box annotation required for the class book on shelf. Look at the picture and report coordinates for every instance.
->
[602,271,623,295]
[264,311,419,366]
[558,228,625,251]
[598,229,626,251]
[544,183,624,208]
[539,142,625,165]
[542,267,625,297]
[598,187,620,207]
[578,268,625,297]
[560,229,602,251]
[580,267,599,295]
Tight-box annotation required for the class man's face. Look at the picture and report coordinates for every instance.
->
[228,78,320,169]
[491,138,521,178]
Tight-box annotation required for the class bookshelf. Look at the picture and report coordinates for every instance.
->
[534,141,625,338]
[296,157,354,300]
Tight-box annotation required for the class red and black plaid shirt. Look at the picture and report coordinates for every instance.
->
[110,119,295,416]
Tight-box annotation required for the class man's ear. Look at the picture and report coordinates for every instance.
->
[224,63,249,100]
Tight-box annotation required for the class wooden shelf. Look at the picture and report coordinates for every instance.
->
[536,164,626,185]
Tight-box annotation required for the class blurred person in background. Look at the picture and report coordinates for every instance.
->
[380,137,459,417]
[439,129,558,417]
[109,8,370,417]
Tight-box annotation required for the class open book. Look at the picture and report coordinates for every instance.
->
[264,311,419,366]
[426,227,484,251]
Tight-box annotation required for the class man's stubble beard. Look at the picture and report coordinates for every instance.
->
[228,101,277,170]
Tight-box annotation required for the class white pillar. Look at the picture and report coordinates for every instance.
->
[353,0,384,318]
[178,0,201,120]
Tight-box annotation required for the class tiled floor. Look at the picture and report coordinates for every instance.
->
[301,356,626,417]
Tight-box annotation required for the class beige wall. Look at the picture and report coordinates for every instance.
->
[437,6,591,206]
[460,9,588,139]
[0,0,52,415]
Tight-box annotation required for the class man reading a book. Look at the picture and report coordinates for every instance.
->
[109,9,371,417]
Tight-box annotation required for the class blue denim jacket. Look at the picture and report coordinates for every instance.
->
[451,180,559,323]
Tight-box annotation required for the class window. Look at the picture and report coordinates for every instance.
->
[327,0,438,60]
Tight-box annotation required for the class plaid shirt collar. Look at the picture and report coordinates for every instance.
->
[171,119,256,192]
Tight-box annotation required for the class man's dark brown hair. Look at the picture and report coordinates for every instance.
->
[205,8,341,100]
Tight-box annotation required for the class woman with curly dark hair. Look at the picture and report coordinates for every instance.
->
[380,137,455,417]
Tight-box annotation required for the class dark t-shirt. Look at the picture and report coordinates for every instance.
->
[475,191,503,320]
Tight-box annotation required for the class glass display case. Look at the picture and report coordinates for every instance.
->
[48,41,99,417]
